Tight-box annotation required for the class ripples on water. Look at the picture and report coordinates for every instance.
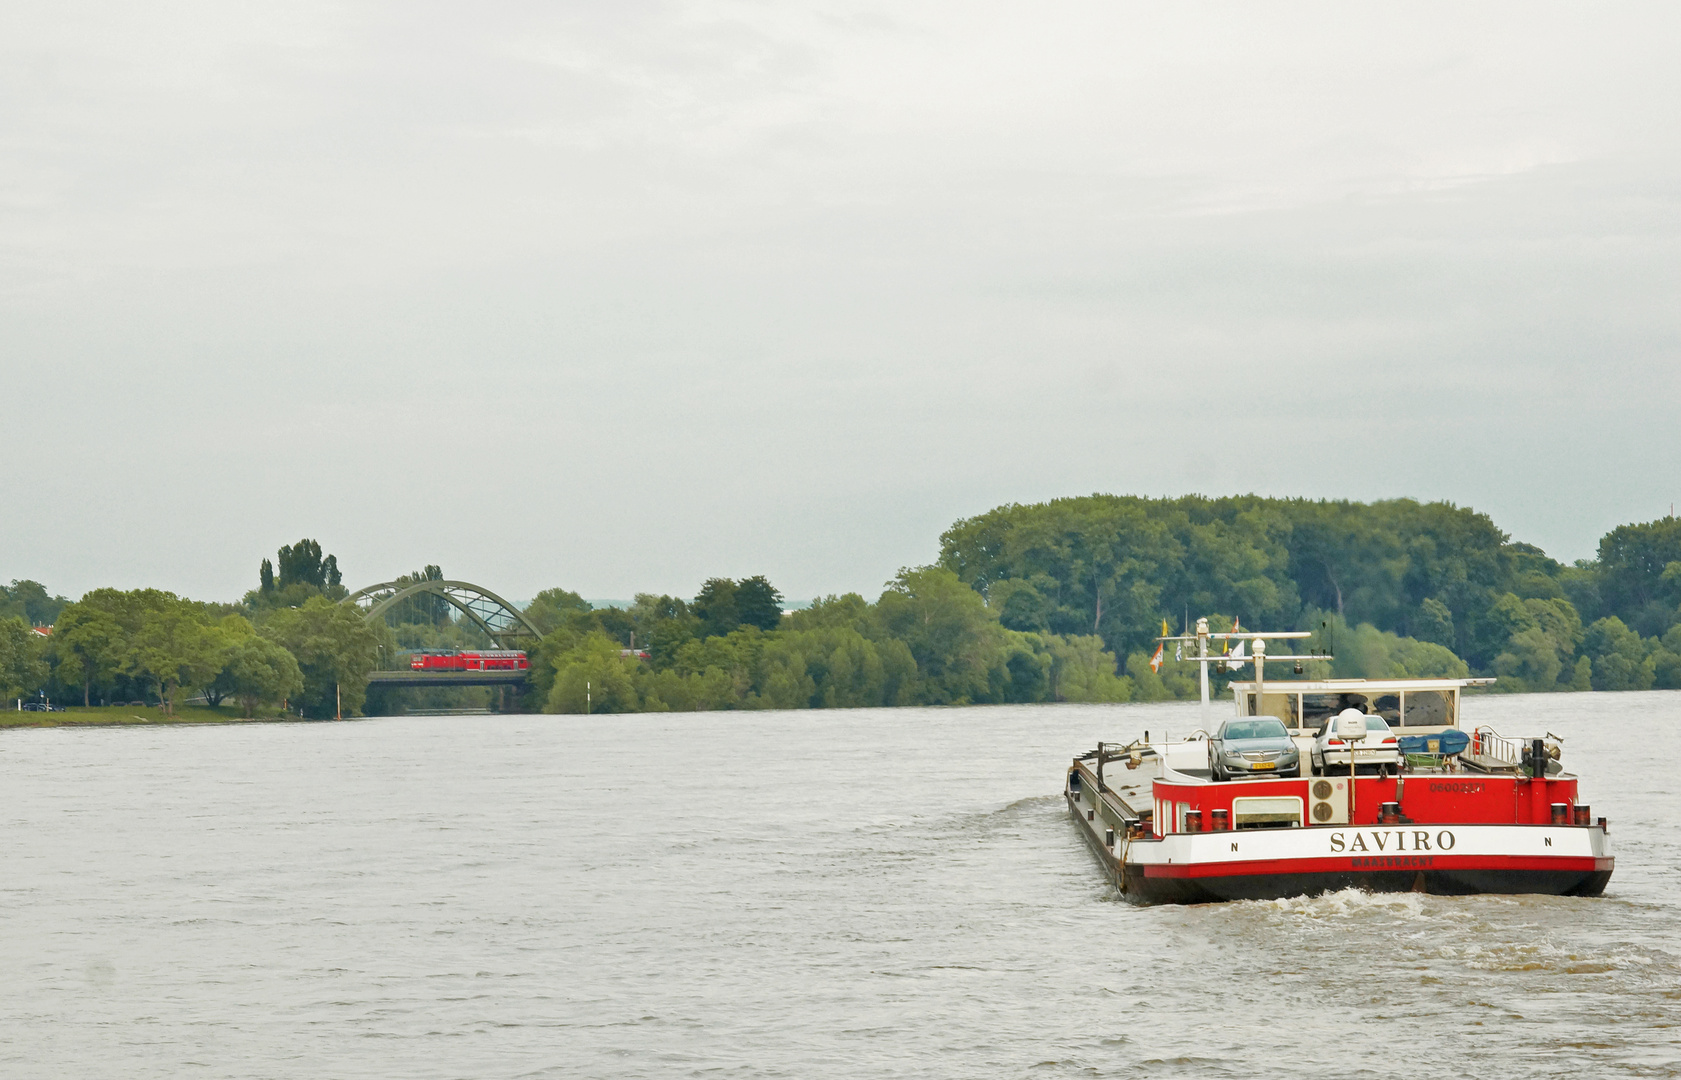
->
[2,692,1679,1078]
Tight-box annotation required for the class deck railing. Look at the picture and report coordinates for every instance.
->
[1470,726,1525,766]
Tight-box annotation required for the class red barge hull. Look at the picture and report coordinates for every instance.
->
[1067,764,1614,905]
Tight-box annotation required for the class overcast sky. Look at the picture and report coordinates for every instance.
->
[5,1,1680,605]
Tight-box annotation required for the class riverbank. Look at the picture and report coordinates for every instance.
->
[0,704,293,728]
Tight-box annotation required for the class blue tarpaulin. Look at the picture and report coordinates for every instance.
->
[1397,729,1471,756]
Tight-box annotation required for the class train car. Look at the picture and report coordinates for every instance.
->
[409,650,530,672]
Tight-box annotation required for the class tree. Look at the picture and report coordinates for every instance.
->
[525,587,593,635]
[1414,598,1455,648]
[545,633,642,713]
[1582,616,1656,692]
[262,596,380,718]
[692,578,741,639]
[873,566,1011,705]
[277,539,331,589]
[735,576,785,631]
[1653,624,1681,690]
[753,625,914,709]
[125,592,223,714]
[1047,634,1133,703]
[0,617,49,703]
[51,592,129,706]
[221,633,305,717]
[1,580,68,626]
[1595,517,1681,637]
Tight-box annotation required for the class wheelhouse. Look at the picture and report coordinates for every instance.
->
[1228,677,1494,733]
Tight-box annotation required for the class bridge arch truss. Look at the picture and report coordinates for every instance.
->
[347,579,542,650]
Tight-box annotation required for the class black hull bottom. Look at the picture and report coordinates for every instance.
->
[1118,865,1613,905]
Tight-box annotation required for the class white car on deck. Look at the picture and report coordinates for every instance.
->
[1310,708,1401,775]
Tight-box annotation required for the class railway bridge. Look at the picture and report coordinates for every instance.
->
[348,578,541,688]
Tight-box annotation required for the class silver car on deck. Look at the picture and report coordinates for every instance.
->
[1207,717,1300,781]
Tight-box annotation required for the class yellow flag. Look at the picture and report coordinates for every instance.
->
[1160,618,1171,638]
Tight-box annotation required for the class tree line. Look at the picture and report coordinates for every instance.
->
[524,568,1132,713]
[938,495,1681,694]
[1,541,375,718]
[4,498,1681,717]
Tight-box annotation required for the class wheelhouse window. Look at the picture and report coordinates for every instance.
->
[1302,692,1370,729]
[1401,689,1454,728]
[1245,692,1300,727]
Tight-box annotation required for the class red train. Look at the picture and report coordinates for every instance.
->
[409,649,530,672]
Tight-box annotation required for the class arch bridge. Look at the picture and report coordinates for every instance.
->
[348,579,542,687]
[348,578,541,648]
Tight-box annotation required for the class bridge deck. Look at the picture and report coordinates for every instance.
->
[367,670,529,688]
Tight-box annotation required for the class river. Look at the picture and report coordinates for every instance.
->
[3,691,1679,1078]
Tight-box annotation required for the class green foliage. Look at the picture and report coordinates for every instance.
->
[874,566,1013,705]
[939,495,1516,659]
[1,580,68,626]
[1582,616,1656,692]
[545,633,645,714]
[1046,634,1134,703]
[26,502,1681,722]
[50,588,227,714]
[247,539,347,611]
[1123,650,1200,702]
[1595,517,1681,636]
[755,625,918,709]
[736,576,785,631]
[125,592,225,714]
[0,617,50,702]
[938,497,1681,699]
[1480,596,1583,692]
[51,591,128,706]
[1414,597,1455,648]
[1326,619,1469,681]
[692,578,741,639]
[214,618,304,717]
[277,539,341,590]
[262,596,380,718]
[524,587,592,635]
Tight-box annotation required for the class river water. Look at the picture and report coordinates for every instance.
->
[3,691,1679,1078]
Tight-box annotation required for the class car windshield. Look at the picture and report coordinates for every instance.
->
[1223,719,1288,740]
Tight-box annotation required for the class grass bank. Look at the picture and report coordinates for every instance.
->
[0,704,294,728]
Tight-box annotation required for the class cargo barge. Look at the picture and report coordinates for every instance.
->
[1067,620,1613,904]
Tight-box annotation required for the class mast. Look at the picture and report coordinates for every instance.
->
[1156,621,1322,726]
